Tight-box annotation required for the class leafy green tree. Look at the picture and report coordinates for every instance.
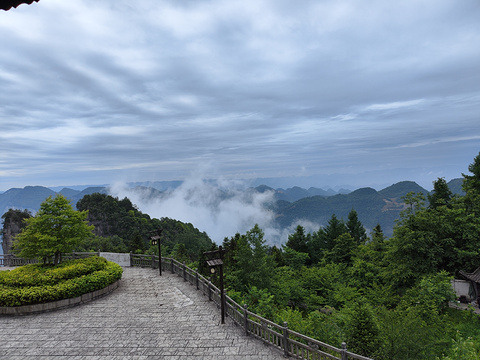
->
[228,224,275,293]
[401,271,456,320]
[1,209,31,255]
[440,332,480,360]
[244,286,276,319]
[346,209,367,245]
[286,225,309,254]
[371,273,456,360]
[306,310,344,348]
[370,224,386,253]
[344,300,380,358]
[403,191,427,215]
[306,228,325,265]
[297,263,350,310]
[324,233,357,265]
[1,208,31,227]
[376,305,446,360]
[222,233,240,270]
[387,189,480,290]
[428,177,453,209]
[271,265,310,308]
[13,195,94,265]
[322,214,347,251]
[270,245,285,267]
[171,242,190,263]
[282,247,309,270]
[130,230,145,253]
[462,152,480,194]
[462,152,480,216]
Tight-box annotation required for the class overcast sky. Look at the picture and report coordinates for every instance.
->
[1,0,479,192]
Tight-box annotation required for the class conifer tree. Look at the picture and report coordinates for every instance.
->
[346,209,367,245]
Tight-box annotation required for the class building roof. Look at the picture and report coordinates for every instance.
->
[1,0,39,11]
[460,267,480,283]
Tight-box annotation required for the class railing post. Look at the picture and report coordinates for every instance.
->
[151,255,155,269]
[183,262,187,281]
[283,322,289,357]
[195,270,199,290]
[341,342,348,360]
[170,258,174,274]
[244,304,249,336]
[130,252,133,267]
[208,277,212,301]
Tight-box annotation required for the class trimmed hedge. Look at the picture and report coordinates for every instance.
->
[0,256,123,307]
[0,256,109,288]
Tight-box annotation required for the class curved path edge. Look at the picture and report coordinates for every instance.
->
[0,279,120,316]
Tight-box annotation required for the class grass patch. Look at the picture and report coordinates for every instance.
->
[0,256,123,307]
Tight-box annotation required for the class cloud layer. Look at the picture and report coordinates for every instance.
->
[109,172,279,244]
[1,0,479,190]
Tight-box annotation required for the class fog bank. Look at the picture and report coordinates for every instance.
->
[109,175,286,244]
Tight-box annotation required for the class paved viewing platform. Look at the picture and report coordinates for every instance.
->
[0,267,285,359]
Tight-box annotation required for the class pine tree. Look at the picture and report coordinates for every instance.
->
[346,209,367,245]
[345,300,380,357]
[428,177,453,209]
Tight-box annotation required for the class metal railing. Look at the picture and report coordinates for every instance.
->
[0,252,99,267]
[130,253,374,360]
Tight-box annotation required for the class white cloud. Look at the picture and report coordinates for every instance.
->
[364,99,425,111]
[0,0,479,191]
[109,170,279,244]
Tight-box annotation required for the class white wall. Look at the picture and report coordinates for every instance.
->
[100,252,131,267]
[452,279,471,300]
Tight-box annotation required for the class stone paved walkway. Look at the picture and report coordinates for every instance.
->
[0,267,285,359]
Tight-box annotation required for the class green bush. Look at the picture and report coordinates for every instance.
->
[0,256,109,288]
[0,257,123,307]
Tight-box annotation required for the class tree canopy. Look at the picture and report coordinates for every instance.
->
[217,152,480,360]
[13,194,94,265]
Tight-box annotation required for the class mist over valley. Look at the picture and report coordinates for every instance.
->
[0,176,464,248]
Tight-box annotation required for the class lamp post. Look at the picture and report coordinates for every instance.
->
[204,246,226,324]
[150,229,163,276]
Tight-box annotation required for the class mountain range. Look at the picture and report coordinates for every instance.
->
[0,179,465,240]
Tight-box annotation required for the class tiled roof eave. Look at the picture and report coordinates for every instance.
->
[460,267,480,283]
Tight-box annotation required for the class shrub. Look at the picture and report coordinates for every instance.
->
[0,257,122,307]
[0,256,109,288]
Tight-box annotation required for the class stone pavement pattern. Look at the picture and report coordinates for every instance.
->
[0,267,285,359]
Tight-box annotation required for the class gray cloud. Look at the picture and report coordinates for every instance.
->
[0,0,479,191]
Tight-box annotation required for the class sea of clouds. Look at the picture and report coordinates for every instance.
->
[108,172,321,245]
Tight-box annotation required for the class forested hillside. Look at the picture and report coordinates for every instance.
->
[210,153,480,360]
[0,179,462,241]
[274,181,430,237]
[75,193,214,261]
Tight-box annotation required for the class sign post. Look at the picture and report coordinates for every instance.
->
[204,246,226,324]
[150,229,163,276]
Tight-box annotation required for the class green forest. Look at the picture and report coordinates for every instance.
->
[3,153,480,360]
[213,154,480,360]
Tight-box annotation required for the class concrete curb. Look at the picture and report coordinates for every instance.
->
[0,279,120,316]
